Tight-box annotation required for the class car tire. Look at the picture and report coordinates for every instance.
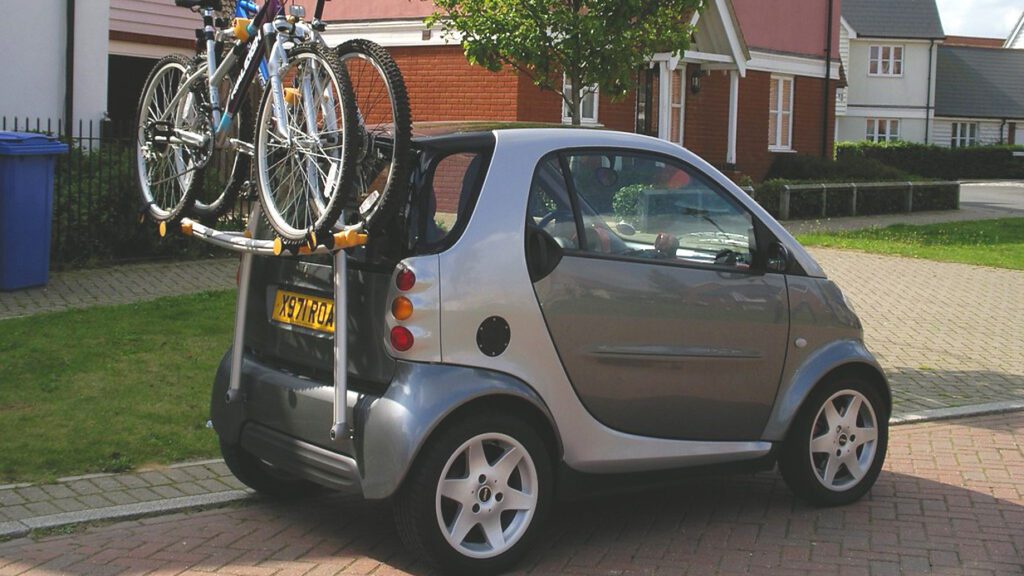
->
[220,440,321,499]
[393,412,552,576]
[779,376,888,506]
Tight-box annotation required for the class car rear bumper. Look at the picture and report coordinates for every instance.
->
[210,349,377,497]
[211,348,556,500]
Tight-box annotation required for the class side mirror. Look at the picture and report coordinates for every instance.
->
[766,241,790,273]
[615,221,636,236]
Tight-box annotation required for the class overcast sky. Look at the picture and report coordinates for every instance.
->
[935,0,1022,38]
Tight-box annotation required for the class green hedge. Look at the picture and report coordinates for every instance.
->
[766,153,917,182]
[52,143,241,267]
[836,141,1024,180]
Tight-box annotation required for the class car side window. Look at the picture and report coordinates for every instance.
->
[526,155,579,250]
[564,151,756,270]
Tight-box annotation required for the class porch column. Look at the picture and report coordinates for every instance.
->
[726,69,739,167]
[658,62,671,140]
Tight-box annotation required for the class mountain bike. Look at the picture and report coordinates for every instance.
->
[135,0,413,248]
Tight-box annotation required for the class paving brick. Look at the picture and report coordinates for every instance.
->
[2,412,1020,576]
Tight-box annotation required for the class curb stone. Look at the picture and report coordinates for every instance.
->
[0,490,252,540]
[890,399,1024,426]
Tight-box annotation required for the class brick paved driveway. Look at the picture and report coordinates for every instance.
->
[810,248,1024,415]
[1,412,1021,575]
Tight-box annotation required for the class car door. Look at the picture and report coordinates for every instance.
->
[527,150,789,441]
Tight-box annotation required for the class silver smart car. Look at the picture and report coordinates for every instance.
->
[210,127,889,575]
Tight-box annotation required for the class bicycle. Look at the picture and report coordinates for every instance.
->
[135,0,413,248]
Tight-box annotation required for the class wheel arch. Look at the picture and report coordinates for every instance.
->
[360,361,561,499]
[761,339,890,442]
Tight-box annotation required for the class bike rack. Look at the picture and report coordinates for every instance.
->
[173,206,367,441]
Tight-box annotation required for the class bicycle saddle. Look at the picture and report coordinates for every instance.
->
[175,0,223,9]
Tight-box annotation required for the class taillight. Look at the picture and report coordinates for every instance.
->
[392,296,413,320]
[396,268,416,291]
[390,326,414,351]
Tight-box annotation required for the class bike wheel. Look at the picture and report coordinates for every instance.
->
[186,53,254,222]
[335,39,413,235]
[135,54,203,223]
[254,44,358,244]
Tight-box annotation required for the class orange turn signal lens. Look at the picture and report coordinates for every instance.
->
[391,296,413,321]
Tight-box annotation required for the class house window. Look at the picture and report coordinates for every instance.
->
[562,76,599,124]
[768,75,794,151]
[950,122,978,147]
[869,45,904,76]
[866,118,900,142]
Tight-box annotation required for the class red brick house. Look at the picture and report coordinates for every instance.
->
[322,0,841,182]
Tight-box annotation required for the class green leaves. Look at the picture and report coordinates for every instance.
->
[430,0,705,125]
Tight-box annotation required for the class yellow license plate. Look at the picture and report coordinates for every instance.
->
[272,289,335,333]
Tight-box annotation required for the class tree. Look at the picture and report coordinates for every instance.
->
[427,0,706,126]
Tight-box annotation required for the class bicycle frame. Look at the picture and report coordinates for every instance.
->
[155,0,330,150]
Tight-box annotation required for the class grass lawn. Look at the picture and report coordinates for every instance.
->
[0,290,236,483]
[796,218,1024,270]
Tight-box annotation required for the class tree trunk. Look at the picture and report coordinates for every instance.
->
[570,76,583,126]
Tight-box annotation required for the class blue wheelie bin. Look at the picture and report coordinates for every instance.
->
[0,132,69,291]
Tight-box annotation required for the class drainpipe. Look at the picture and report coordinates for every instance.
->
[925,39,934,145]
[821,0,834,157]
[64,0,76,141]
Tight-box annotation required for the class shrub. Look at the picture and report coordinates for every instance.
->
[766,153,916,182]
[836,141,1024,180]
[52,143,238,267]
[612,184,652,225]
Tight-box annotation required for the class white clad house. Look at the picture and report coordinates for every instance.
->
[0,0,196,133]
[932,45,1024,147]
[835,0,945,145]
[1006,12,1024,49]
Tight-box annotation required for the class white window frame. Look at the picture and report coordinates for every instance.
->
[950,122,978,147]
[868,44,904,77]
[768,75,794,152]
[866,118,900,143]
[561,75,599,125]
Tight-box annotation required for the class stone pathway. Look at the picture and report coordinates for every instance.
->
[811,248,1024,416]
[0,461,247,540]
[1,412,1021,575]
[0,259,236,320]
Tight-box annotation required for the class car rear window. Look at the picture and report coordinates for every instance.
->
[407,139,492,254]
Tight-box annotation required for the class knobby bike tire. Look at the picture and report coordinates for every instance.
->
[334,38,413,237]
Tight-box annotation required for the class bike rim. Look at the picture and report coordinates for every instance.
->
[337,51,400,220]
[137,61,200,220]
[193,65,243,213]
[435,432,538,559]
[257,51,347,240]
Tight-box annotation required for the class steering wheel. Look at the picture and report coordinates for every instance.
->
[537,209,573,229]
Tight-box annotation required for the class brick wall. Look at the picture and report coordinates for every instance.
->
[683,64,730,168]
[389,46,519,122]
[718,70,836,182]
[384,46,835,182]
